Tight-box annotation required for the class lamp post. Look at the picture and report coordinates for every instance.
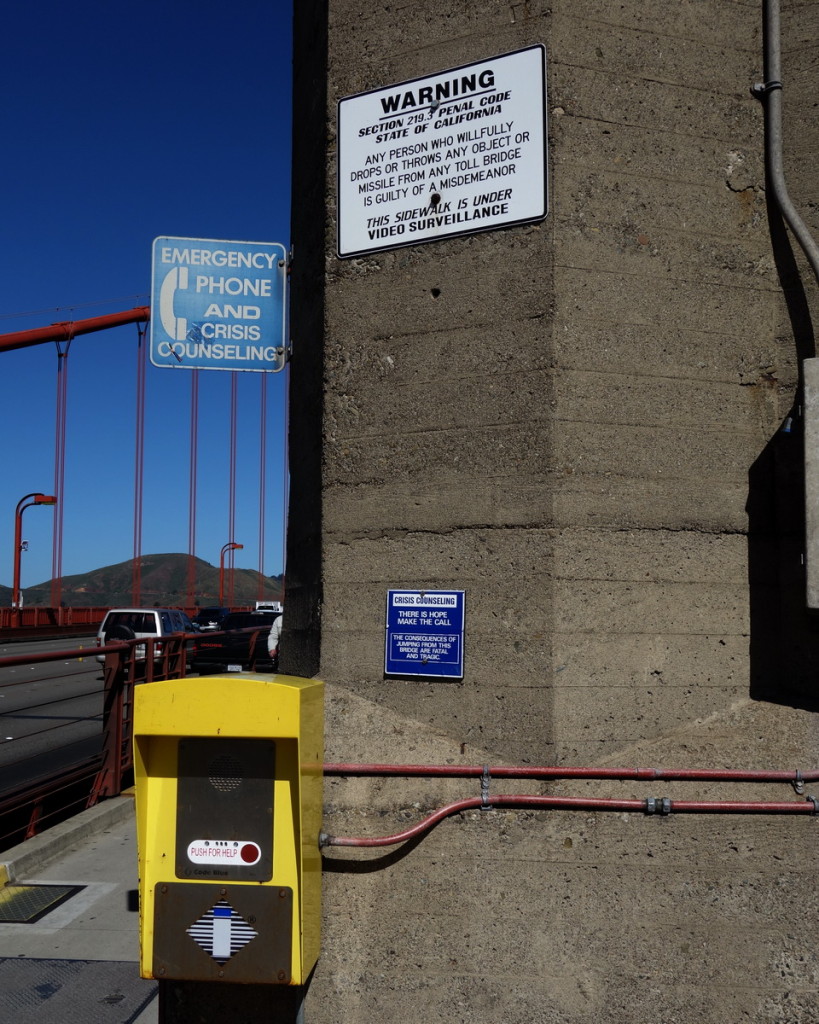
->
[219,542,243,606]
[12,492,57,611]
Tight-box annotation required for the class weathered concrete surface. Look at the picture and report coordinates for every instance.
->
[287,0,819,1020]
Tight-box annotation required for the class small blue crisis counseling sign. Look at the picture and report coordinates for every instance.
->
[150,236,287,372]
[385,590,465,679]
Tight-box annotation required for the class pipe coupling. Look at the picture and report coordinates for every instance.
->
[480,765,491,810]
[751,80,783,98]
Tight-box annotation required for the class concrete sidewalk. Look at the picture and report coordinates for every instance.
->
[0,795,157,1023]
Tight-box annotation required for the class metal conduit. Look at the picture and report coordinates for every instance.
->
[320,761,819,849]
[323,761,819,784]
[321,794,818,849]
[754,0,819,285]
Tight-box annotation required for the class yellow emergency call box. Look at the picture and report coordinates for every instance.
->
[133,674,324,985]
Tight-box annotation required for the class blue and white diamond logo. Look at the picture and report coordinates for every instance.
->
[186,899,258,964]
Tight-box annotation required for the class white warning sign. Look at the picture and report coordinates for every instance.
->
[337,45,547,257]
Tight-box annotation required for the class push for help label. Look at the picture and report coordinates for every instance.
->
[187,839,261,866]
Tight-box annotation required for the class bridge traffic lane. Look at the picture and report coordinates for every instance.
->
[0,634,97,663]
[0,635,200,798]
[0,637,106,794]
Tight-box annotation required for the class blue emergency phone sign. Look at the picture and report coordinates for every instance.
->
[385,590,465,679]
[150,236,287,372]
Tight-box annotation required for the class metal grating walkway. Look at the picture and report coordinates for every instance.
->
[0,884,83,924]
[0,957,156,1023]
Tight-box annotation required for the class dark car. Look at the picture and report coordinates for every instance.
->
[191,606,231,631]
[189,611,277,674]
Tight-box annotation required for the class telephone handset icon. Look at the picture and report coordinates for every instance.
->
[159,266,189,342]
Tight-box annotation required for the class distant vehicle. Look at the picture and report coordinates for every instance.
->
[255,601,283,614]
[191,606,231,631]
[189,611,278,675]
[95,608,195,664]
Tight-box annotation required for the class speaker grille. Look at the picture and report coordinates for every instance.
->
[209,754,244,791]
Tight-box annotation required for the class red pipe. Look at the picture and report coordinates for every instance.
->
[0,307,150,353]
[324,762,819,784]
[321,794,818,849]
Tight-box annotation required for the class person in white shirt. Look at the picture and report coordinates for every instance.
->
[267,614,282,668]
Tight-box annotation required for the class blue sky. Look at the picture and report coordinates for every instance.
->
[1,0,293,591]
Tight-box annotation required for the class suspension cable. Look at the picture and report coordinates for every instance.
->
[50,341,70,610]
[132,323,147,605]
[186,369,199,609]
[258,372,268,602]
[228,372,238,606]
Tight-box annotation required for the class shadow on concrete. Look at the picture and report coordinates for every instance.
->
[747,195,819,710]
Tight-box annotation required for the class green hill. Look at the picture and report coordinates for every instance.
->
[17,553,283,609]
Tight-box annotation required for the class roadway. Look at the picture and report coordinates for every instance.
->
[0,635,202,799]
[0,636,105,796]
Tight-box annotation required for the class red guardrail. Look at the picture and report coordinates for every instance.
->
[0,606,257,637]
[0,632,190,850]
[0,606,109,630]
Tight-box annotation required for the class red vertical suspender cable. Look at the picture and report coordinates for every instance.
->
[50,342,70,610]
[257,372,268,602]
[228,371,238,606]
[186,369,199,610]
[132,323,147,605]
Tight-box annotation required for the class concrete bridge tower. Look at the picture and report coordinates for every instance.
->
[284,3,819,1021]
